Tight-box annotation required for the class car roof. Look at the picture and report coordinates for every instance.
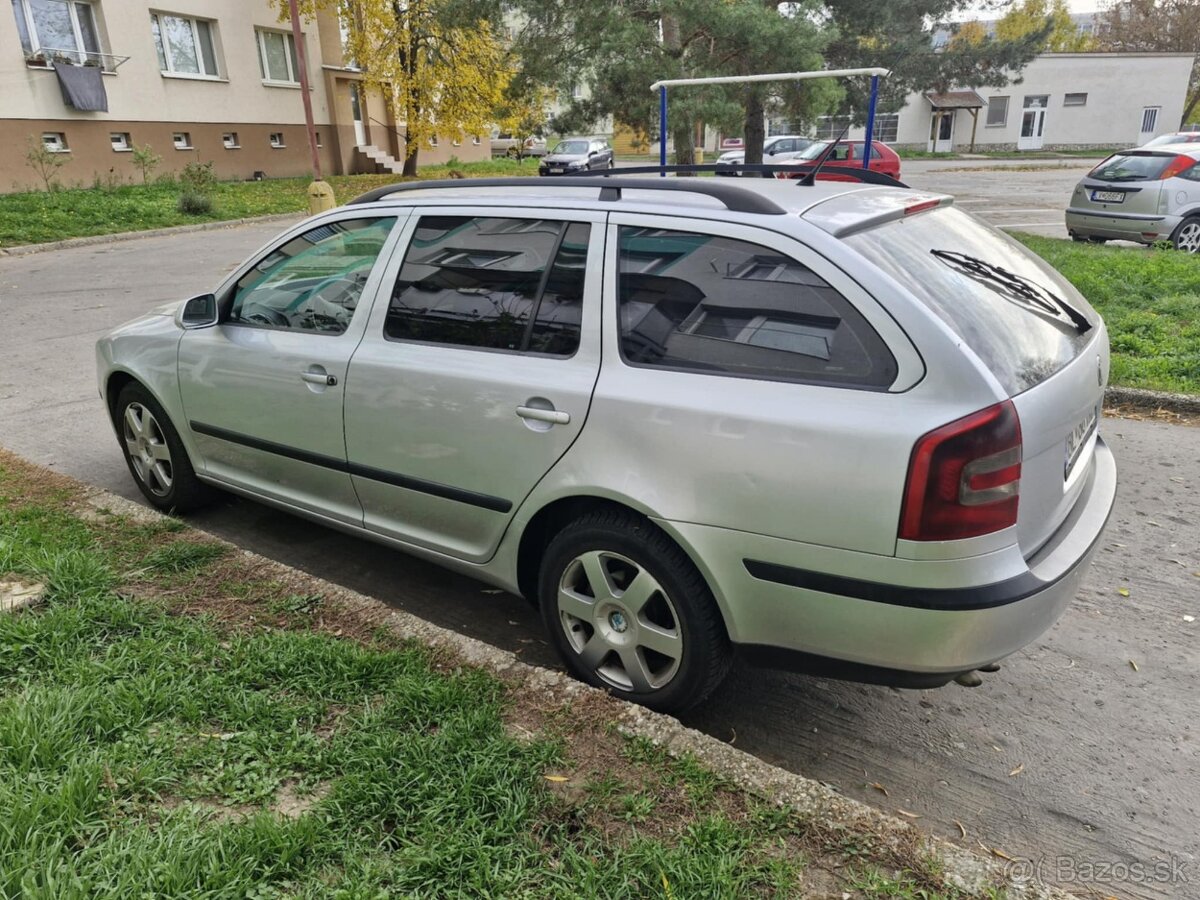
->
[348,177,937,226]
[1131,143,1200,157]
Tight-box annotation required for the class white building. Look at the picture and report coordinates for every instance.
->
[849,52,1194,153]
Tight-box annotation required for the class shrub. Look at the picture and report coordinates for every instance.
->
[177,192,213,215]
[130,143,162,184]
[24,136,70,191]
[179,160,216,195]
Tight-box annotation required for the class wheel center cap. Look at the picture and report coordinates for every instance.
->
[608,611,628,633]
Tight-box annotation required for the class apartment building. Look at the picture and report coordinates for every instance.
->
[1,0,487,191]
[835,52,1195,153]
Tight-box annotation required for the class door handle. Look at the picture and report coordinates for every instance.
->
[302,371,338,386]
[516,406,569,425]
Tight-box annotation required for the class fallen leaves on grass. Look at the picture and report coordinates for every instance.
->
[1117,587,1130,597]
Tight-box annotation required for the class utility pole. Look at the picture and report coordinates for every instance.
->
[288,0,335,212]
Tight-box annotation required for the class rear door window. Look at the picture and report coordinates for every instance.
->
[845,206,1098,395]
[385,216,590,355]
[616,227,897,389]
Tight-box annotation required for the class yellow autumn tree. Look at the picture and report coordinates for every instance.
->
[281,0,513,175]
[996,0,1095,52]
[949,20,987,48]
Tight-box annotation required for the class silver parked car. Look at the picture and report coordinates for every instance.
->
[538,138,614,175]
[98,175,1116,712]
[1066,145,1200,249]
[715,135,813,175]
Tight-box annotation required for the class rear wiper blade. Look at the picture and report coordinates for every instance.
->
[930,249,1092,334]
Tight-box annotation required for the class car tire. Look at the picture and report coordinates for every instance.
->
[114,382,215,513]
[538,510,732,713]
[1170,216,1200,252]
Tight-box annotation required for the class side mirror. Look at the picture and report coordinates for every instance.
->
[767,147,777,155]
[179,293,218,329]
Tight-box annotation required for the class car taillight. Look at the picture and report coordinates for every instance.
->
[1159,154,1195,180]
[898,401,1022,542]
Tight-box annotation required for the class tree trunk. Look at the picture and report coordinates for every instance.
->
[673,122,695,170]
[1181,85,1200,128]
[743,91,766,171]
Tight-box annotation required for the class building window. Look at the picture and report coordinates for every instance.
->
[42,132,68,153]
[986,96,1009,127]
[269,132,286,148]
[814,115,852,140]
[256,28,299,84]
[14,0,104,66]
[222,132,239,149]
[872,113,899,143]
[1064,92,1087,107]
[110,131,131,151]
[315,130,322,147]
[1141,106,1160,134]
[429,135,439,147]
[151,13,218,77]
[172,131,191,150]
[472,135,481,145]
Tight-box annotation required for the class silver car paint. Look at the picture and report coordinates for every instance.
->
[1066,144,1200,243]
[344,208,607,562]
[98,180,1116,675]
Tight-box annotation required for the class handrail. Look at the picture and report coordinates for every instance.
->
[346,174,790,215]
[26,47,130,71]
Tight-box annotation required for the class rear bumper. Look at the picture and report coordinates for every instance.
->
[1066,208,1176,243]
[660,437,1117,681]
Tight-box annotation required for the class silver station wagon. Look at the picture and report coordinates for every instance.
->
[98,174,1117,712]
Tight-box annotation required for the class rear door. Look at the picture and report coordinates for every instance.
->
[179,214,403,525]
[344,208,605,562]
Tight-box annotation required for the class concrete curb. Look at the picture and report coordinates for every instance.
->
[1106,385,1200,416]
[77,484,1071,899]
[0,213,304,257]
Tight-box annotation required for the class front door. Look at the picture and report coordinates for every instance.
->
[351,84,367,147]
[344,208,606,562]
[1138,106,1160,146]
[178,214,403,525]
[1018,95,1048,150]
[928,110,954,152]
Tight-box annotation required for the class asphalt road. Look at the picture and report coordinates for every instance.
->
[2,164,1197,899]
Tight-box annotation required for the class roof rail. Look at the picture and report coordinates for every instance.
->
[579,163,907,188]
[346,175,788,215]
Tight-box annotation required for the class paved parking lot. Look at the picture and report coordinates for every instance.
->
[904,157,1091,238]
[2,162,1196,898]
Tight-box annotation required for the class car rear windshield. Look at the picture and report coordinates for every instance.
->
[1088,152,1178,181]
[844,206,1098,395]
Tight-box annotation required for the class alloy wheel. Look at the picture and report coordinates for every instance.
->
[556,550,683,692]
[122,402,173,497]
[1175,222,1200,253]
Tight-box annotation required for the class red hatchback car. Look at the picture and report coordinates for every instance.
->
[775,140,902,181]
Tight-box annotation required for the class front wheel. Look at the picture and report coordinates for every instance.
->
[114,382,215,513]
[1171,216,1200,252]
[539,511,731,713]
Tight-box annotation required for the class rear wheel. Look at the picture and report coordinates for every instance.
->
[114,382,214,513]
[538,510,731,713]
[1171,216,1200,252]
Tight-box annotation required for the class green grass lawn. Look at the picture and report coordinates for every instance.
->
[0,158,542,249]
[0,453,984,899]
[1012,235,1200,395]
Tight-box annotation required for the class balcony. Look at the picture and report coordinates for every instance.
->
[24,47,130,74]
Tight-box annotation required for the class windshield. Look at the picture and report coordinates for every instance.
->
[1142,134,1196,147]
[1088,152,1177,181]
[796,141,831,160]
[552,141,589,155]
[845,207,1098,395]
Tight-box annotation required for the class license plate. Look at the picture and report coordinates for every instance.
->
[1064,404,1099,479]
[1091,190,1124,203]
[550,168,563,174]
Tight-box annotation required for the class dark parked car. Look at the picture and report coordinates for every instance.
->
[539,139,614,175]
